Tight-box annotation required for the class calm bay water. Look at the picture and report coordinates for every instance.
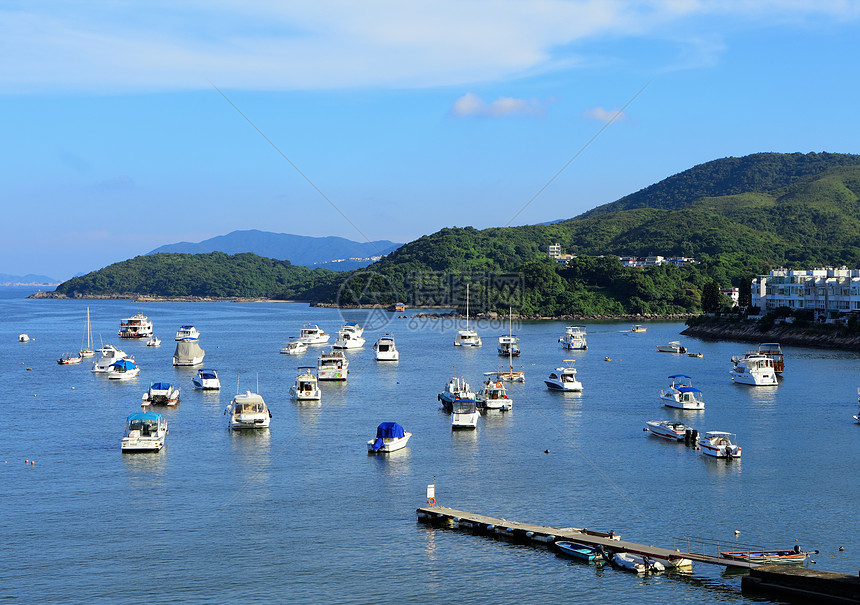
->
[2,286,858,603]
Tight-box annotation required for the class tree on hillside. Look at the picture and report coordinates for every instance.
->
[701,281,722,313]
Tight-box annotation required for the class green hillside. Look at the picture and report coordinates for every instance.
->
[51,152,860,316]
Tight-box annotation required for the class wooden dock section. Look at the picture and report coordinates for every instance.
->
[743,565,860,604]
[417,505,759,569]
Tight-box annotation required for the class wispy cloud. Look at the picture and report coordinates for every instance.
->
[1,1,858,94]
[582,107,626,123]
[451,92,546,118]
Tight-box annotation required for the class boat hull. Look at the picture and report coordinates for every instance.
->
[367,433,412,453]
[555,541,602,561]
[121,438,164,452]
[720,550,807,564]
[645,421,689,440]
[545,380,582,391]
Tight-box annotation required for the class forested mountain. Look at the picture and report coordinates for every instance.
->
[52,152,860,316]
[147,229,401,270]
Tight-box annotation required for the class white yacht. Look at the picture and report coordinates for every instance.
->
[226,391,271,430]
[80,307,95,358]
[333,323,365,349]
[730,354,778,386]
[545,360,582,391]
[451,398,479,430]
[317,349,349,381]
[438,376,475,411]
[92,344,129,373]
[454,284,482,347]
[18,334,30,343]
[192,368,221,390]
[367,422,412,453]
[645,420,694,441]
[280,337,308,355]
[175,325,199,341]
[476,375,512,411]
[497,334,520,357]
[659,375,705,410]
[299,324,330,345]
[290,367,322,400]
[118,313,153,339]
[146,337,161,347]
[657,341,686,353]
[121,412,168,452]
[373,334,399,361]
[697,431,742,458]
[141,382,180,407]
[559,326,587,350]
[107,358,140,380]
[173,339,205,366]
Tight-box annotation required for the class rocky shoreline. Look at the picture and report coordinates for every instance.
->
[682,319,860,351]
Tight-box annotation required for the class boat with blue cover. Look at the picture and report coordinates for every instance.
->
[659,375,704,410]
[108,358,140,380]
[367,422,412,453]
[142,382,180,406]
[121,411,167,452]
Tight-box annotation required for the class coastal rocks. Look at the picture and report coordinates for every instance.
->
[682,319,860,351]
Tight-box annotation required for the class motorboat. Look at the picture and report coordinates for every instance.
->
[146,337,161,347]
[141,382,181,407]
[476,375,512,411]
[438,376,475,411]
[454,284,481,347]
[612,552,666,573]
[657,341,686,353]
[645,420,694,441]
[659,375,705,410]
[108,358,140,380]
[317,349,348,381]
[175,325,199,341]
[299,324,330,345]
[367,422,412,453]
[697,431,741,458]
[373,334,399,361]
[226,391,271,429]
[290,367,322,400]
[280,337,308,355]
[80,307,95,358]
[58,352,82,365]
[332,323,366,349]
[732,342,784,374]
[451,398,479,430]
[855,390,860,423]
[559,326,587,350]
[121,412,167,452]
[19,334,30,342]
[720,548,810,565]
[118,313,153,339]
[545,360,582,391]
[730,354,777,386]
[92,344,128,373]
[173,339,205,366]
[497,335,520,357]
[555,541,606,562]
[192,368,221,390]
[631,324,647,333]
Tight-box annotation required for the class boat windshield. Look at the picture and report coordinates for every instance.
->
[236,402,264,413]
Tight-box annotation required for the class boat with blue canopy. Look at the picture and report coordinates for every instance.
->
[367,422,412,453]
[108,358,140,380]
[659,375,704,410]
[121,411,167,452]
[142,382,180,406]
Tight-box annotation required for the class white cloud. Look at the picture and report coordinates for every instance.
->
[0,1,858,94]
[451,92,546,117]
[582,107,626,123]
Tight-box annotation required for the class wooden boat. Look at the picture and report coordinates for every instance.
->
[720,549,809,565]
[555,541,605,562]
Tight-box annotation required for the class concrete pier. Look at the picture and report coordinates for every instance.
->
[742,565,860,604]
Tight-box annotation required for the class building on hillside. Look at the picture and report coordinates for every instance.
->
[750,267,860,322]
[548,243,562,259]
[721,287,740,307]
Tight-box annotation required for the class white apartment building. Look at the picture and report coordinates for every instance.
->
[751,267,860,319]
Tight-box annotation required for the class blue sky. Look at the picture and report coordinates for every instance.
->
[4,1,859,280]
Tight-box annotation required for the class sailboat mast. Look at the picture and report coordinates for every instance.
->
[465,284,470,331]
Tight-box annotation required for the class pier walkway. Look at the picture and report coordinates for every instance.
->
[417,505,758,569]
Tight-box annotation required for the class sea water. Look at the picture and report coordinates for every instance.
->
[1,287,858,603]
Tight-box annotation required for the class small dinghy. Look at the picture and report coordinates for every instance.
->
[613,552,665,573]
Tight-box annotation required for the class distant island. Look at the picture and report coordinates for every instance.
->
[0,272,60,286]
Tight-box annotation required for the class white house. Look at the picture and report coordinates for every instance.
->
[750,267,860,321]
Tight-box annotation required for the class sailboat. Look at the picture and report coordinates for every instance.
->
[80,307,95,358]
[497,308,524,382]
[454,284,482,347]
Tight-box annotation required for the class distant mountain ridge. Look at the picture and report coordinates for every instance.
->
[147,230,402,270]
[0,273,59,285]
